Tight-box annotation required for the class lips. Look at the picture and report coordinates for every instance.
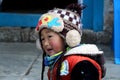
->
[46,48,54,54]
[47,48,53,52]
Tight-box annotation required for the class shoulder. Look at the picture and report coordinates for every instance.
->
[65,44,103,56]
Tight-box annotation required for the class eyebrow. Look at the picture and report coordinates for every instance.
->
[46,30,52,33]
[41,29,53,37]
[46,29,57,35]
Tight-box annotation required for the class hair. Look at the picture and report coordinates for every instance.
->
[40,3,86,80]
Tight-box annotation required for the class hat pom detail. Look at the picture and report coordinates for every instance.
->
[66,30,81,47]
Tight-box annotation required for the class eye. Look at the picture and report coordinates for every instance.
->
[41,37,44,41]
[48,35,52,38]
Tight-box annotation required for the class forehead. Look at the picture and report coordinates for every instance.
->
[40,28,57,36]
[41,28,54,33]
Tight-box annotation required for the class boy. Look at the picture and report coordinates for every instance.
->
[35,3,106,80]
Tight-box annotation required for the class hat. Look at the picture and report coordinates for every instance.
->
[35,3,85,47]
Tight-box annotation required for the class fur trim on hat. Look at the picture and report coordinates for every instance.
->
[35,13,64,33]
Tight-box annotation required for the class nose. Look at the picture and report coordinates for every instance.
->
[44,39,49,47]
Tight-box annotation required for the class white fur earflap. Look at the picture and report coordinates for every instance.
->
[66,30,81,47]
[36,39,41,50]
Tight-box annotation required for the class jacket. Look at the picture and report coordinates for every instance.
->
[47,44,106,80]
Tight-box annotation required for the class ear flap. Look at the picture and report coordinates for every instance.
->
[36,39,41,50]
[66,30,81,47]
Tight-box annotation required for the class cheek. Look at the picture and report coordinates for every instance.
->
[50,40,63,51]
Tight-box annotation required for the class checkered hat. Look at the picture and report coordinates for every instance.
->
[49,9,82,34]
[35,3,84,47]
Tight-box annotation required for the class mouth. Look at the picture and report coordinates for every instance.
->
[46,48,54,54]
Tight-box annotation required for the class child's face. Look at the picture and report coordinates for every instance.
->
[40,28,64,56]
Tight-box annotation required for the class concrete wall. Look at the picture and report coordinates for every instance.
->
[0,27,36,42]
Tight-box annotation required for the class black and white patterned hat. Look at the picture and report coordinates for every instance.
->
[35,3,85,47]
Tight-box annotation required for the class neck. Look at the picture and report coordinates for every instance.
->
[44,51,63,67]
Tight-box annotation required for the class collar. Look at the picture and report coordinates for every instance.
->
[44,51,63,67]
[65,44,103,56]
